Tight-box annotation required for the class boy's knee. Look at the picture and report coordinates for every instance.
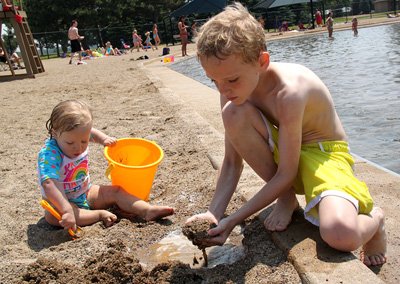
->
[222,101,255,130]
[320,221,360,251]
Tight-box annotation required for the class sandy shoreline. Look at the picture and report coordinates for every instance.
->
[1,16,400,283]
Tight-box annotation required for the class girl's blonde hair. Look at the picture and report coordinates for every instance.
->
[46,100,93,139]
[197,2,267,64]
[145,31,150,37]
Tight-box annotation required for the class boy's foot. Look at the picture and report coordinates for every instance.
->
[361,207,387,266]
[145,206,174,221]
[100,210,118,227]
[264,190,299,231]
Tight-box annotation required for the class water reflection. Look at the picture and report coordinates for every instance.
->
[170,23,400,174]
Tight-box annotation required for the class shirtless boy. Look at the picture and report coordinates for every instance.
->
[186,3,386,267]
[68,20,84,64]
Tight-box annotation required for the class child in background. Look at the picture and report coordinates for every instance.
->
[186,3,386,267]
[38,100,174,232]
[144,31,155,51]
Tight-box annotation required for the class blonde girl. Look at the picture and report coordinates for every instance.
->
[38,100,174,232]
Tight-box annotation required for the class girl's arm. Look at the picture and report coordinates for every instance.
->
[42,178,76,230]
[90,128,117,146]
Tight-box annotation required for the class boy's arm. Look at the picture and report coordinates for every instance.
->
[186,95,243,223]
[90,128,117,146]
[208,133,244,220]
[42,178,77,231]
[204,94,304,247]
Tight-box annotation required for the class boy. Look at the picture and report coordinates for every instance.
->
[186,3,386,267]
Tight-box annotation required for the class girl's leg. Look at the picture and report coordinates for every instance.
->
[44,202,117,228]
[222,101,299,231]
[319,196,386,266]
[87,185,174,221]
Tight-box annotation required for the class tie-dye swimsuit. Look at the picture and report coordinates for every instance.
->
[37,139,91,209]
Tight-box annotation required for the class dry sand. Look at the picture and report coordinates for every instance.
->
[0,49,300,283]
[1,16,400,283]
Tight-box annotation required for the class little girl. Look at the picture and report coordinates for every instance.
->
[144,31,154,51]
[38,100,174,232]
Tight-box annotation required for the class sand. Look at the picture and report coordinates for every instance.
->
[0,49,301,283]
[1,16,400,283]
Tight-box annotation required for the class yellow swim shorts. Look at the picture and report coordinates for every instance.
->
[260,112,373,226]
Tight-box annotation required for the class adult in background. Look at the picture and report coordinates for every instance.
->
[315,9,322,27]
[68,20,84,64]
[178,15,189,57]
[152,24,161,50]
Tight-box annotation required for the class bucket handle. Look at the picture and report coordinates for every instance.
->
[105,163,115,179]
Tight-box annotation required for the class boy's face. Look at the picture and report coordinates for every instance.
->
[200,53,268,105]
[53,123,91,159]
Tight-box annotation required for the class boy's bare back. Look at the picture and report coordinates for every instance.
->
[255,62,347,145]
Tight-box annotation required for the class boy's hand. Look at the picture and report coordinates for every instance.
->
[185,211,218,225]
[103,136,117,146]
[59,212,77,232]
[186,211,235,248]
[192,217,234,248]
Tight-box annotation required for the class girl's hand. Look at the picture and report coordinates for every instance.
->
[103,136,117,146]
[59,211,77,232]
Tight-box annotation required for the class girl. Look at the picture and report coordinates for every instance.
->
[152,24,161,50]
[144,31,154,51]
[38,100,174,232]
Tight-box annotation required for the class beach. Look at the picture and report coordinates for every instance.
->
[1,16,400,283]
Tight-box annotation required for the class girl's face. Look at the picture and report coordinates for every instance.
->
[53,123,92,159]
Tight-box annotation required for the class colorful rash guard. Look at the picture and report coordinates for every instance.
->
[37,139,90,200]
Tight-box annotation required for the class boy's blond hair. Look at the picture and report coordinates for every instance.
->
[197,2,267,64]
[46,99,93,139]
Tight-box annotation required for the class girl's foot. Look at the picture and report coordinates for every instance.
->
[145,206,174,221]
[361,207,387,266]
[100,210,118,227]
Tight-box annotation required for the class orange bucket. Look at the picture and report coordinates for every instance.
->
[104,138,164,201]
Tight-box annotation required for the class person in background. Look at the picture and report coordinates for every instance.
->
[352,17,358,36]
[144,31,155,51]
[327,12,334,38]
[191,21,198,39]
[152,24,161,50]
[0,47,25,69]
[68,20,84,65]
[315,9,322,27]
[178,15,189,56]
[259,16,265,30]
[131,30,141,53]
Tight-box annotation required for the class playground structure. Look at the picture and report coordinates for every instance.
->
[0,0,44,81]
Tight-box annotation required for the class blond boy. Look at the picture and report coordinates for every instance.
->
[186,3,386,266]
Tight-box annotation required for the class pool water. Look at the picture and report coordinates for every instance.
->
[170,22,400,174]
